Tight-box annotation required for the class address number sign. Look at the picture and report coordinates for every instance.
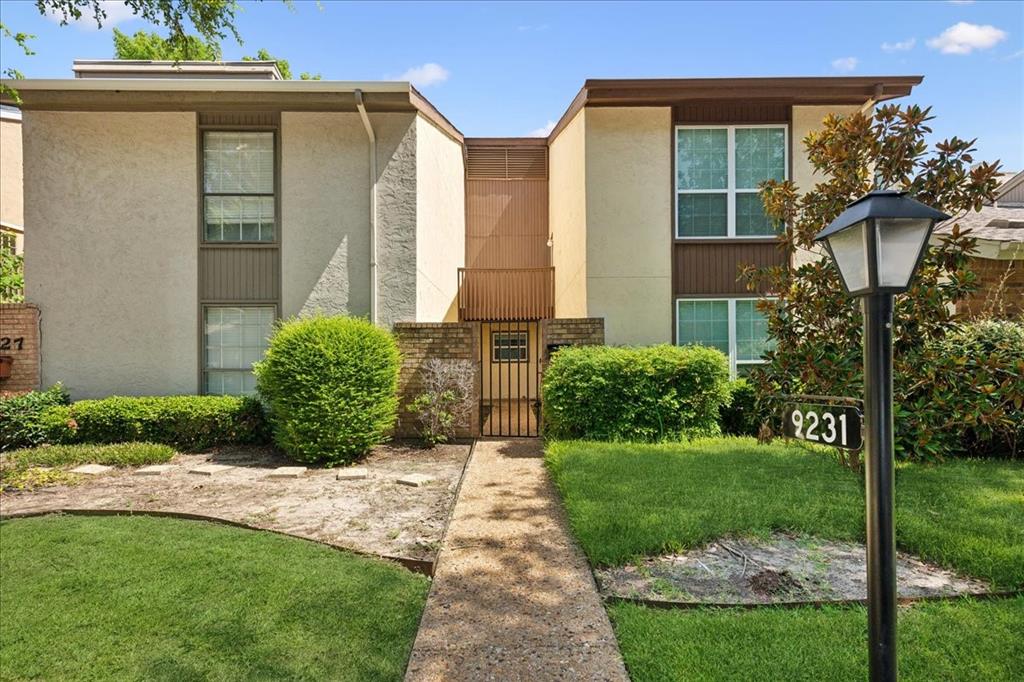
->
[783,402,863,451]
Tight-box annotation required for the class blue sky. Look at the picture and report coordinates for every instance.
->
[2,0,1022,167]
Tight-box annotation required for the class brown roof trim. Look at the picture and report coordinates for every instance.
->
[464,137,548,147]
[548,75,923,143]
[410,85,463,144]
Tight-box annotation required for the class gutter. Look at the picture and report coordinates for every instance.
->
[355,89,379,325]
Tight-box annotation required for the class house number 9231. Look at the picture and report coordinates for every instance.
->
[782,402,863,451]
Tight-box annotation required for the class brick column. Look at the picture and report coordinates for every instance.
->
[0,303,41,396]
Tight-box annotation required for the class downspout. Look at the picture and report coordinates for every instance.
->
[355,89,378,325]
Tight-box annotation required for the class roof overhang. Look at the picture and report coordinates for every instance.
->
[549,75,923,142]
[0,78,463,142]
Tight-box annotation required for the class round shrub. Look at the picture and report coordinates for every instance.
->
[255,315,400,465]
[542,344,731,442]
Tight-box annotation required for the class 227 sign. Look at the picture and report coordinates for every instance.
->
[783,402,863,451]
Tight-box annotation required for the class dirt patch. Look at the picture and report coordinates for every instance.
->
[0,443,470,562]
[596,533,990,605]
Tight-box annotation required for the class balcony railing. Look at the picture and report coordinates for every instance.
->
[457,267,554,321]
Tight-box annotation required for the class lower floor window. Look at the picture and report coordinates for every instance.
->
[203,306,274,395]
[676,298,773,377]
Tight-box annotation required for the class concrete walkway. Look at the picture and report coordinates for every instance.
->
[405,440,629,681]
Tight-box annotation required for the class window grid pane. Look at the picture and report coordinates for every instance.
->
[734,128,786,189]
[677,129,728,190]
[676,300,729,356]
[735,299,773,362]
[204,306,273,396]
[677,193,728,237]
[492,333,529,362]
[735,193,778,236]
[203,131,275,242]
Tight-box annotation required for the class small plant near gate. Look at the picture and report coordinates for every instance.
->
[409,359,475,446]
[255,315,400,465]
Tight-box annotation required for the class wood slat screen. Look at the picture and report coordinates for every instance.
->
[458,267,554,321]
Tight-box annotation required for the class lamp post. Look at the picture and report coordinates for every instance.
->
[815,190,949,682]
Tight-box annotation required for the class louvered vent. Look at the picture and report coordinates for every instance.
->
[466,145,548,180]
[199,111,280,127]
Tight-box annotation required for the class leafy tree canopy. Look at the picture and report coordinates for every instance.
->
[242,47,321,81]
[113,27,220,61]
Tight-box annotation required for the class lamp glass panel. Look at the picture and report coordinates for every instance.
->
[875,218,932,288]
[827,220,870,292]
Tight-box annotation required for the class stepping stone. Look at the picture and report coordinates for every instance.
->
[397,473,432,487]
[188,464,234,476]
[70,464,113,475]
[268,466,307,479]
[134,464,175,476]
[337,467,368,481]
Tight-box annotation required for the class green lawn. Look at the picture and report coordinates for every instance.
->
[0,515,430,681]
[609,598,1024,682]
[546,438,1024,588]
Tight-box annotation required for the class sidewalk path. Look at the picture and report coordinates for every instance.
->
[405,439,629,681]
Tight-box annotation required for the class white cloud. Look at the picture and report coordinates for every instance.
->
[927,22,1008,55]
[395,63,450,88]
[881,38,916,53]
[526,120,556,137]
[45,0,137,30]
[831,57,858,73]
[1004,49,1024,61]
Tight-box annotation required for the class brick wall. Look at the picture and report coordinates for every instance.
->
[540,317,605,370]
[394,322,481,439]
[958,257,1024,317]
[0,303,41,396]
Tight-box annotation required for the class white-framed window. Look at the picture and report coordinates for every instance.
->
[675,298,774,377]
[492,331,529,363]
[203,306,274,395]
[203,131,276,242]
[675,125,788,239]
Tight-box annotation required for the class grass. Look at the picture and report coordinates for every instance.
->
[0,442,176,492]
[0,514,430,681]
[609,597,1024,682]
[545,437,1024,589]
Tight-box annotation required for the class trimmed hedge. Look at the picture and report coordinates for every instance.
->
[41,395,269,451]
[5,442,176,469]
[542,344,731,442]
[255,315,400,466]
[0,384,70,451]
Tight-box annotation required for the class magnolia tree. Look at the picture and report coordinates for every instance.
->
[743,104,1007,462]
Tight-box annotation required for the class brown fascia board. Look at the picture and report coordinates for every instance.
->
[548,75,923,143]
[409,85,464,143]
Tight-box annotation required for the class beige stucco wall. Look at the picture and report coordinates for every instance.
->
[0,114,23,251]
[24,112,198,398]
[281,112,371,318]
[791,104,863,267]
[415,115,465,322]
[584,106,672,345]
[548,109,588,318]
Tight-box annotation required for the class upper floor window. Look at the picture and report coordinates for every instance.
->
[675,126,787,239]
[203,131,275,242]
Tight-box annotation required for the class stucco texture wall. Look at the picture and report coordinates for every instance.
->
[1,117,22,230]
[791,104,863,268]
[584,106,672,345]
[548,109,588,318]
[281,112,371,318]
[24,111,198,398]
[415,115,465,322]
[374,113,419,327]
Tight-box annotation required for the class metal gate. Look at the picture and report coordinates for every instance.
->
[480,320,542,437]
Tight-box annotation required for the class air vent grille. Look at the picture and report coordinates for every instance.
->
[466,145,548,179]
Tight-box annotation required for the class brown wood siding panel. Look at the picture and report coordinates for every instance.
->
[465,178,550,269]
[673,241,784,295]
[198,111,281,127]
[674,103,791,124]
[199,247,279,302]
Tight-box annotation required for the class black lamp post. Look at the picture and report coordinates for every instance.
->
[815,190,949,682]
